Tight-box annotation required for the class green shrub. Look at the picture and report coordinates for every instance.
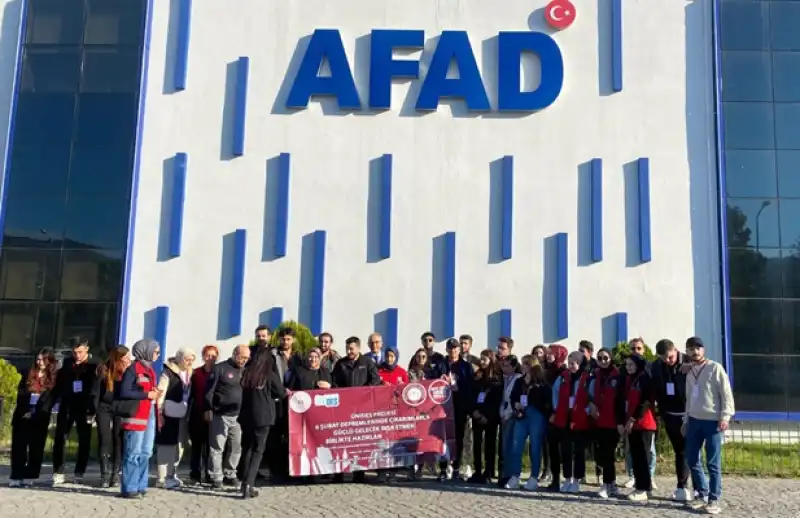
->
[611,340,656,367]
[0,358,21,443]
[247,320,317,356]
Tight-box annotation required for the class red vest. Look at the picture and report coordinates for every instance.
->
[593,367,620,429]
[121,362,156,432]
[625,374,657,431]
[553,371,591,430]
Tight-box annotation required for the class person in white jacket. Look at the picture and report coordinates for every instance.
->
[498,356,522,487]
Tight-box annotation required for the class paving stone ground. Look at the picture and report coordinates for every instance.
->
[1,466,798,518]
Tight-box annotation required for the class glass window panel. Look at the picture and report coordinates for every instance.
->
[0,248,62,301]
[55,303,118,353]
[64,195,131,250]
[85,0,146,45]
[777,150,800,197]
[20,47,82,93]
[775,103,800,149]
[0,302,57,355]
[731,355,787,413]
[726,198,780,248]
[779,198,800,248]
[725,149,777,197]
[2,194,67,248]
[728,248,782,298]
[720,1,770,51]
[730,299,783,354]
[722,51,772,102]
[82,48,141,94]
[773,52,800,102]
[771,2,800,51]
[73,93,137,148]
[787,357,800,413]
[26,0,85,45]
[60,249,124,302]
[12,92,75,146]
[723,102,774,149]
[780,301,800,355]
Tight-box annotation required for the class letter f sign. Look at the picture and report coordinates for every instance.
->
[368,30,424,110]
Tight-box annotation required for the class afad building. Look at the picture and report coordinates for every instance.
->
[0,0,796,420]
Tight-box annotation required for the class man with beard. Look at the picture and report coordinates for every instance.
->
[318,332,340,371]
[265,328,302,483]
[249,325,271,362]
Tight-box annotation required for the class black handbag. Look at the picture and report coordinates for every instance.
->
[112,399,139,418]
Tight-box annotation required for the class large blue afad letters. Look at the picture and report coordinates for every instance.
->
[285,29,564,112]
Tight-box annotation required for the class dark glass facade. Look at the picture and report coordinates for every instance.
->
[0,0,146,360]
[720,0,800,414]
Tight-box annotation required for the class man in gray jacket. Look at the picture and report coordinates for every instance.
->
[682,336,735,515]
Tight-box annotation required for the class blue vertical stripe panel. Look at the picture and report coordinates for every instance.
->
[501,155,513,260]
[638,158,652,263]
[173,0,192,91]
[232,56,249,157]
[379,154,393,260]
[611,0,623,92]
[555,232,568,339]
[269,306,284,331]
[385,308,399,348]
[499,309,512,338]
[590,158,603,262]
[153,305,169,375]
[310,230,327,335]
[168,153,187,258]
[275,153,291,258]
[229,229,247,336]
[615,312,628,344]
[443,232,456,338]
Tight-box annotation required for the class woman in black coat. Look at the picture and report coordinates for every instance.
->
[10,349,58,487]
[238,347,287,498]
[288,348,332,391]
[92,345,131,488]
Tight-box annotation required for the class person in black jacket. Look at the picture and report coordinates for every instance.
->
[266,327,303,484]
[468,349,503,484]
[409,331,448,379]
[238,347,287,498]
[439,338,474,481]
[9,349,58,487]
[205,345,250,489]
[92,345,131,488]
[289,348,332,391]
[51,336,98,484]
[651,338,691,501]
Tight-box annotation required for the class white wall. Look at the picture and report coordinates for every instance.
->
[0,0,24,217]
[124,0,723,362]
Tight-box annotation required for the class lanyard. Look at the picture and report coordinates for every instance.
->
[689,361,708,385]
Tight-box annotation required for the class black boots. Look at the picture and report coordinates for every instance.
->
[100,455,111,488]
[240,483,259,499]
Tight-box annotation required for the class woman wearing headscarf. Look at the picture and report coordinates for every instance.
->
[117,339,161,499]
[544,343,568,491]
[288,347,332,390]
[93,345,130,488]
[618,353,657,502]
[378,347,409,385]
[9,349,58,487]
[238,347,287,498]
[155,347,196,489]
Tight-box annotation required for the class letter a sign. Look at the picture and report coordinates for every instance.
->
[545,0,577,30]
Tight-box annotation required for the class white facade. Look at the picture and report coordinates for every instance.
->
[124,0,723,362]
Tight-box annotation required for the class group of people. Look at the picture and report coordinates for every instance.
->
[7,328,735,515]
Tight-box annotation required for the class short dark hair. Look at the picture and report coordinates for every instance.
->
[421,332,435,341]
[279,327,296,338]
[579,340,594,354]
[69,336,89,349]
[255,325,271,334]
[459,334,473,343]
[446,338,460,350]
[655,338,675,356]
[318,332,333,342]
[502,355,521,374]
[345,336,361,346]
[498,336,514,349]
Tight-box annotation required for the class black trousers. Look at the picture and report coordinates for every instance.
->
[540,438,550,477]
[52,408,92,475]
[188,411,211,481]
[95,407,122,479]
[559,429,587,480]
[10,416,49,480]
[628,430,654,491]
[595,428,620,484]
[547,425,562,484]
[472,419,499,478]
[266,401,289,479]
[663,415,690,489]
[439,410,468,472]
[241,426,271,486]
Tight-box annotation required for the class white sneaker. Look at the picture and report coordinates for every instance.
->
[623,477,636,489]
[21,479,33,487]
[164,478,182,490]
[570,481,581,493]
[504,476,520,489]
[9,479,22,488]
[672,488,692,502]
[705,500,722,515]
[52,473,65,485]
[690,495,709,510]
[628,490,649,502]
[462,465,473,480]
[445,465,454,480]
[560,479,574,493]
[524,478,538,491]
[651,480,658,490]
[597,485,609,499]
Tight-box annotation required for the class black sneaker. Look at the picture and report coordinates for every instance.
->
[223,477,240,487]
[187,478,202,487]
[437,470,448,482]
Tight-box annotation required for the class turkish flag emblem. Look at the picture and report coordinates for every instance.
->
[545,0,577,30]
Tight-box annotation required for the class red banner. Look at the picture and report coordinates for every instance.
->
[288,380,455,476]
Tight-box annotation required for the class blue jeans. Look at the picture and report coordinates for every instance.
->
[121,405,155,495]
[625,434,656,477]
[684,417,722,502]
[506,407,546,479]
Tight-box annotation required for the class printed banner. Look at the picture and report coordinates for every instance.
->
[288,380,455,476]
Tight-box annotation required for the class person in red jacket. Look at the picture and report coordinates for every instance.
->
[617,353,658,502]
[378,347,409,385]
[588,347,621,499]
[549,350,592,493]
